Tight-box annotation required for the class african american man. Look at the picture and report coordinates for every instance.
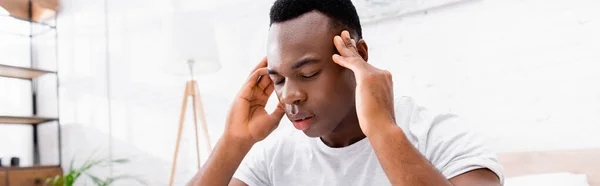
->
[188,0,503,185]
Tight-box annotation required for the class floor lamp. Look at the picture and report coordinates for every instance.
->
[168,9,221,186]
[168,59,221,186]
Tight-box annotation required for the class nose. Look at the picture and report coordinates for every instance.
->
[280,81,306,105]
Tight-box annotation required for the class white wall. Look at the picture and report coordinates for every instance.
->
[3,0,599,185]
[362,0,600,152]
[53,0,113,183]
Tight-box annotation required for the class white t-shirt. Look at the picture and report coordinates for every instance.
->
[233,97,504,186]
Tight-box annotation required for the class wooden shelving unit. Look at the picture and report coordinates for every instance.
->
[1,0,62,184]
[0,165,62,186]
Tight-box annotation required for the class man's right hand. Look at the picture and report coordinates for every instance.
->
[224,57,285,145]
[187,57,283,186]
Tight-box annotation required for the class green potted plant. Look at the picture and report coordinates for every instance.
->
[45,155,147,186]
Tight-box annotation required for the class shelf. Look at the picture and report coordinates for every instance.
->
[1,165,60,171]
[0,64,55,80]
[0,116,57,125]
[2,165,62,186]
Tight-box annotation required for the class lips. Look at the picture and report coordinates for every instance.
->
[288,111,314,131]
[290,115,312,121]
[291,116,313,131]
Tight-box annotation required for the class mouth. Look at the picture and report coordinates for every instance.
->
[291,116,314,131]
[293,115,313,121]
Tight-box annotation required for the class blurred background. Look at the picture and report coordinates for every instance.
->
[1,0,599,185]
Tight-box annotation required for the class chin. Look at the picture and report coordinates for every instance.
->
[301,129,322,138]
[301,123,336,138]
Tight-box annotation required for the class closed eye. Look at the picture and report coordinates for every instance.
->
[269,74,285,85]
[275,78,285,85]
[300,71,321,78]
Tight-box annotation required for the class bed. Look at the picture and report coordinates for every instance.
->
[499,148,600,186]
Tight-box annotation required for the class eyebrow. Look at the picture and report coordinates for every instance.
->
[268,58,320,75]
[292,59,319,69]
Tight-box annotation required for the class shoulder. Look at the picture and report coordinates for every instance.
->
[395,96,504,183]
[394,96,469,147]
[394,96,480,157]
[394,96,489,152]
[393,96,446,147]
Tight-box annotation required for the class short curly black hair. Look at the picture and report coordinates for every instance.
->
[269,0,363,39]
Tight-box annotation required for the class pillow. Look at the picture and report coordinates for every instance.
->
[505,172,589,186]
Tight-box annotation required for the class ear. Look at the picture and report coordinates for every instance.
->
[356,39,369,62]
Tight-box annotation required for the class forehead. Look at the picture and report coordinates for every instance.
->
[267,11,336,68]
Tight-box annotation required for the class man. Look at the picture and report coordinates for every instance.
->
[189,0,503,185]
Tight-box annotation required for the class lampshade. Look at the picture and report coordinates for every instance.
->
[165,9,221,77]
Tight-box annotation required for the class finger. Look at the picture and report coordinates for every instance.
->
[249,57,268,75]
[333,35,357,57]
[269,103,285,122]
[342,31,358,51]
[263,80,275,96]
[254,103,284,137]
[239,68,269,100]
[332,53,360,72]
[257,73,271,91]
[253,77,273,106]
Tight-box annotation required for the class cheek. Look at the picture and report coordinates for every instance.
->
[341,69,356,87]
[330,69,355,93]
[332,72,356,110]
[311,71,355,106]
[274,88,283,102]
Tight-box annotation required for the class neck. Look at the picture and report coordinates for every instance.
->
[320,109,365,148]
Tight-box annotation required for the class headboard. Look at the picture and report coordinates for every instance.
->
[498,148,600,186]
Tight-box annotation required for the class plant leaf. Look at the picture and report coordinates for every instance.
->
[86,173,106,186]
[111,158,129,164]
[69,155,76,171]
[65,174,75,186]
[79,158,103,173]
[54,175,64,185]
[61,152,146,186]
[53,175,64,186]
[67,169,81,182]
[45,175,63,186]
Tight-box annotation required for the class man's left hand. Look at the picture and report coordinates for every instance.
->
[332,30,396,136]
